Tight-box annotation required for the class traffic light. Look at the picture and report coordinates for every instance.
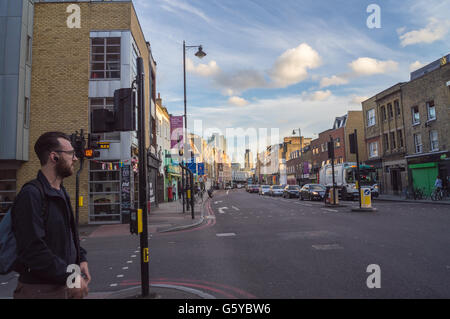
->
[70,133,86,159]
[83,134,101,159]
[327,141,334,159]
[114,88,136,132]
[349,133,357,154]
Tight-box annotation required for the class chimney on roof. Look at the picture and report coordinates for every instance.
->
[156,92,162,107]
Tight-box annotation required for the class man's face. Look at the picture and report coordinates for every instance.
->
[54,138,78,178]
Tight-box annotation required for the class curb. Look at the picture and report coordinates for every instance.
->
[157,201,206,233]
[90,284,214,299]
[374,198,450,205]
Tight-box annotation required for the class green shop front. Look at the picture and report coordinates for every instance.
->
[406,151,450,196]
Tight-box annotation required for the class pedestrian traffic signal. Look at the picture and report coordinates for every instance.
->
[83,149,100,159]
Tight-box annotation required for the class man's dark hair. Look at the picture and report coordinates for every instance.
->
[34,132,70,166]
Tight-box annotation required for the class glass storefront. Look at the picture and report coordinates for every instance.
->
[89,161,121,224]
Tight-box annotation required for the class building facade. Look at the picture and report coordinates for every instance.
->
[9,0,156,224]
[0,0,35,218]
[403,57,450,196]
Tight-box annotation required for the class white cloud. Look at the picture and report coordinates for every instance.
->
[228,96,250,107]
[399,18,450,47]
[349,95,369,106]
[269,43,322,88]
[409,61,426,72]
[349,57,398,76]
[186,58,221,77]
[214,69,267,95]
[320,75,349,88]
[303,90,332,101]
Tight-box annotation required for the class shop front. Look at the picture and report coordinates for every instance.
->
[406,151,450,196]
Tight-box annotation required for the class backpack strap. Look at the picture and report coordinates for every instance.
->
[22,179,49,227]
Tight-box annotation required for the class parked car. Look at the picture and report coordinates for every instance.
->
[269,185,284,197]
[259,185,271,196]
[251,185,260,193]
[299,184,326,201]
[283,185,301,198]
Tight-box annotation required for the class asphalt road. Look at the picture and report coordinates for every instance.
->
[1,189,449,299]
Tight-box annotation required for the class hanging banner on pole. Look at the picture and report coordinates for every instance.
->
[170,116,184,149]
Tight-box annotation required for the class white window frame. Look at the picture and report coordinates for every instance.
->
[367,109,376,127]
[427,101,436,121]
[369,142,378,158]
[412,106,420,125]
[90,37,121,80]
[414,134,423,154]
[430,130,439,151]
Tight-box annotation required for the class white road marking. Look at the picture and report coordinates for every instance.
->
[312,244,343,250]
[214,201,223,204]
[110,284,118,287]
[117,274,124,278]
[122,267,129,270]
[216,233,236,237]
[297,202,312,207]
[1,282,8,285]
[127,261,133,264]
[232,206,240,211]
[322,208,338,213]
[218,207,229,214]
[131,255,137,258]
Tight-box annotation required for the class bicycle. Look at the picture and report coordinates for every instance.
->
[431,188,444,201]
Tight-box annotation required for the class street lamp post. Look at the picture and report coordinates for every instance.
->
[293,129,302,184]
[182,41,206,211]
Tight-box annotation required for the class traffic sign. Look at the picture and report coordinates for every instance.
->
[97,142,110,149]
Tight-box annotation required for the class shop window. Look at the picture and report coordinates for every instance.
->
[89,161,121,223]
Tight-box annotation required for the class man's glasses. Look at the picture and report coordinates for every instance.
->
[54,150,76,159]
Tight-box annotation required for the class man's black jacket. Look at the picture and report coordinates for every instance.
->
[12,171,87,285]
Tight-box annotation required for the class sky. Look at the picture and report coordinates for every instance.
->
[133,0,450,164]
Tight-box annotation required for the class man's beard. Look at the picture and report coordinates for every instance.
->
[55,159,74,178]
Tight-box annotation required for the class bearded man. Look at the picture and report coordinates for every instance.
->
[12,132,90,299]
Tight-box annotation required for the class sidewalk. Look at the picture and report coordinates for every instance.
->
[375,194,450,205]
[148,198,205,233]
[78,198,209,299]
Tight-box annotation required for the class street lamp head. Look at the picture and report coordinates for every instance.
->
[292,130,296,135]
[195,46,207,59]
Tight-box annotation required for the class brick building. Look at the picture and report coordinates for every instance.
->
[362,84,408,195]
[4,0,158,224]
[403,56,450,196]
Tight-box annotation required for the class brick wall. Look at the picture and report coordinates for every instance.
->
[402,63,450,156]
[18,2,152,224]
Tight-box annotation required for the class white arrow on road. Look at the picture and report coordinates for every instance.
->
[218,207,229,214]
[232,206,240,211]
